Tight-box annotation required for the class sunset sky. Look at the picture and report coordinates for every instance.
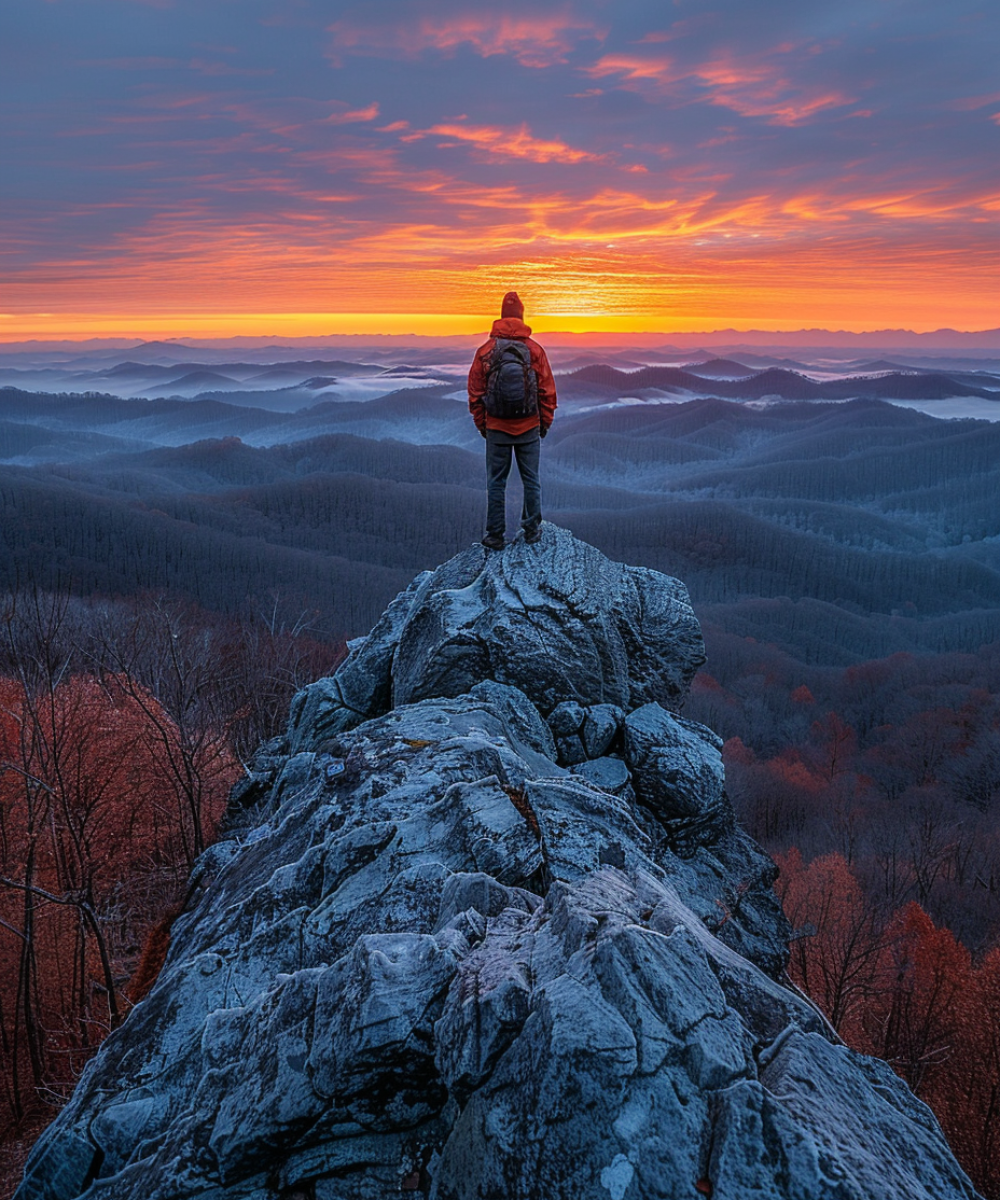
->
[2,0,998,339]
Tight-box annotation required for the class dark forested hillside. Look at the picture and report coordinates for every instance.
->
[0,385,472,459]
[2,398,997,662]
[563,363,1000,401]
[0,469,409,634]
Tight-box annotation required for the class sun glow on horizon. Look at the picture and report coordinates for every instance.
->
[1,307,997,344]
[4,216,996,341]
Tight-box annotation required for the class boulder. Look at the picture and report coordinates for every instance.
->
[287,524,703,752]
[574,755,632,795]
[547,699,586,738]
[624,703,727,844]
[581,703,623,758]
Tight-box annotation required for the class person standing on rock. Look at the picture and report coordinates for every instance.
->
[468,291,557,549]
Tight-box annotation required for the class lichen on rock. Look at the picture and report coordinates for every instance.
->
[16,524,982,1200]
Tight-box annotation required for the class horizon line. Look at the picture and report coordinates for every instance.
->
[2,323,1000,349]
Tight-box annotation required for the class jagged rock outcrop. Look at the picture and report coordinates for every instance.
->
[287,525,705,748]
[18,525,981,1200]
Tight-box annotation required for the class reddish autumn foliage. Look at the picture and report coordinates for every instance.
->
[778,849,1000,1198]
[0,672,237,1139]
[775,848,882,1041]
[127,905,184,1006]
[0,589,343,1192]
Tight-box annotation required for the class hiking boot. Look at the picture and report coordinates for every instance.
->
[523,525,542,545]
[481,532,505,550]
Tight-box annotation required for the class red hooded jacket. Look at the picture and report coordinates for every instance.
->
[468,317,558,436]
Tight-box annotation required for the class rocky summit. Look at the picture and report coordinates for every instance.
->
[18,525,981,1200]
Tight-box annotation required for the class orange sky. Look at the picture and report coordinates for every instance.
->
[3,1,998,340]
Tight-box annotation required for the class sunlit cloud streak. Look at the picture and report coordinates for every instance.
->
[403,121,603,164]
[585,50,857,125]
[325,103,380,126]
[327,10,605,69]
[1,0,997,336]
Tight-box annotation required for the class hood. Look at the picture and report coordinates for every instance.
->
[490,316,532,339]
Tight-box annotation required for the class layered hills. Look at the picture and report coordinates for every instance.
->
[2,397,997,665]
[1,352,997,411]
[561,364,1000,402]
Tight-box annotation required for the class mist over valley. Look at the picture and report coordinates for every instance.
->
[2,334,998,654]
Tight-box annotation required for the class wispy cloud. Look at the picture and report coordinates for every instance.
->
[404,121,603,164]
[82,56,183,70]
[188,58,275,78]
[328,12,604,68]
[946,90,1000,111]
[325,102,380,126]
[586,49,855,124]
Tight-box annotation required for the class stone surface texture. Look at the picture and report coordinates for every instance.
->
[17,525,981,1200]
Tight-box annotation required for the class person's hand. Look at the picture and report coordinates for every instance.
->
[479,427,487,438]
[540,424,549,438]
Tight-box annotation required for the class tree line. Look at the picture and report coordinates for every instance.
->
[684,634,1000,1196]
[3,465,998,664]
[779,850,1000,1198]
[686,637,1000,945]
[0,589,342,1185]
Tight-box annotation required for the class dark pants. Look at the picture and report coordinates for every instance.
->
[485,428,541,537]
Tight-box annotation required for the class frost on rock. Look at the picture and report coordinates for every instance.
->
[287,523,704,753]
[17,526,982,1200]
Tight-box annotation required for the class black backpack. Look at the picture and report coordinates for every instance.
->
[484,338,538,419]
